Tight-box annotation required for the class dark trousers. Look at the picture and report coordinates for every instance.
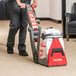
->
[7,1,29,51]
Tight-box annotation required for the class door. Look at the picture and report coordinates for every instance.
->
[62,0,66,37]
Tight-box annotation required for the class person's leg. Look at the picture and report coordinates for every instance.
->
[7,2,20,54]
[7,28,18,54]
[18,8,28,56]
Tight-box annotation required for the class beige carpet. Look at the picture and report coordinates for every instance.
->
[0,20,76,76]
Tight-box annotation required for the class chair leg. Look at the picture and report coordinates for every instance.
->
[66,34,69,41]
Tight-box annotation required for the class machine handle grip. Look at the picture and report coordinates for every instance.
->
[41,33,52,40]
[18,4,33,9]
[31,5,35,10]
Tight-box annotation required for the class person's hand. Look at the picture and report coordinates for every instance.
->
[32,1,37,8]
[18,2,26,8]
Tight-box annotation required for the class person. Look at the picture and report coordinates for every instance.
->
[7,0,37,56]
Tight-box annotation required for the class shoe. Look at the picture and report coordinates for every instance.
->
[19,50,28,56]
[7,48,13,54]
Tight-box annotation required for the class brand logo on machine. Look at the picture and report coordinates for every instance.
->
[39,40,47,59]
[29,12,37,26]
[39,50,46,59]
[53,59,63,61]
[40,41,46,47]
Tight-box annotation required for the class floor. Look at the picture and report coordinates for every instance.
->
[0,20,76,76]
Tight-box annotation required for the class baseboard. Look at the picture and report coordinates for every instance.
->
[0,17,62,24]
[37,17,62,24]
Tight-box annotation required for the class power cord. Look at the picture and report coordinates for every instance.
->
[0,43,7,47]
[0,43,18,47]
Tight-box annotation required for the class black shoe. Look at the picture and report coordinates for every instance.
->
[7,48,14,54]
[19,50,28,56]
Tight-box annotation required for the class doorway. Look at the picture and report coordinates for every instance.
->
[62,0,66,37]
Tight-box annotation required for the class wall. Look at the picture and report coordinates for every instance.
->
[35,0,50,18]
[33,0,62,20]
[49,0,62,20]
[66,0,76,13]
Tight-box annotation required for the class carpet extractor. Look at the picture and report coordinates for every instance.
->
[26,4,67,66]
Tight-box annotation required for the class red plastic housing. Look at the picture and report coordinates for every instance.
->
[48,39,67,66]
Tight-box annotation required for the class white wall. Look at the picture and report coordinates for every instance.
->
[35,0,50,18]
[35,0,62,20]
[49,0,62,20]
[66,0,76,13]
